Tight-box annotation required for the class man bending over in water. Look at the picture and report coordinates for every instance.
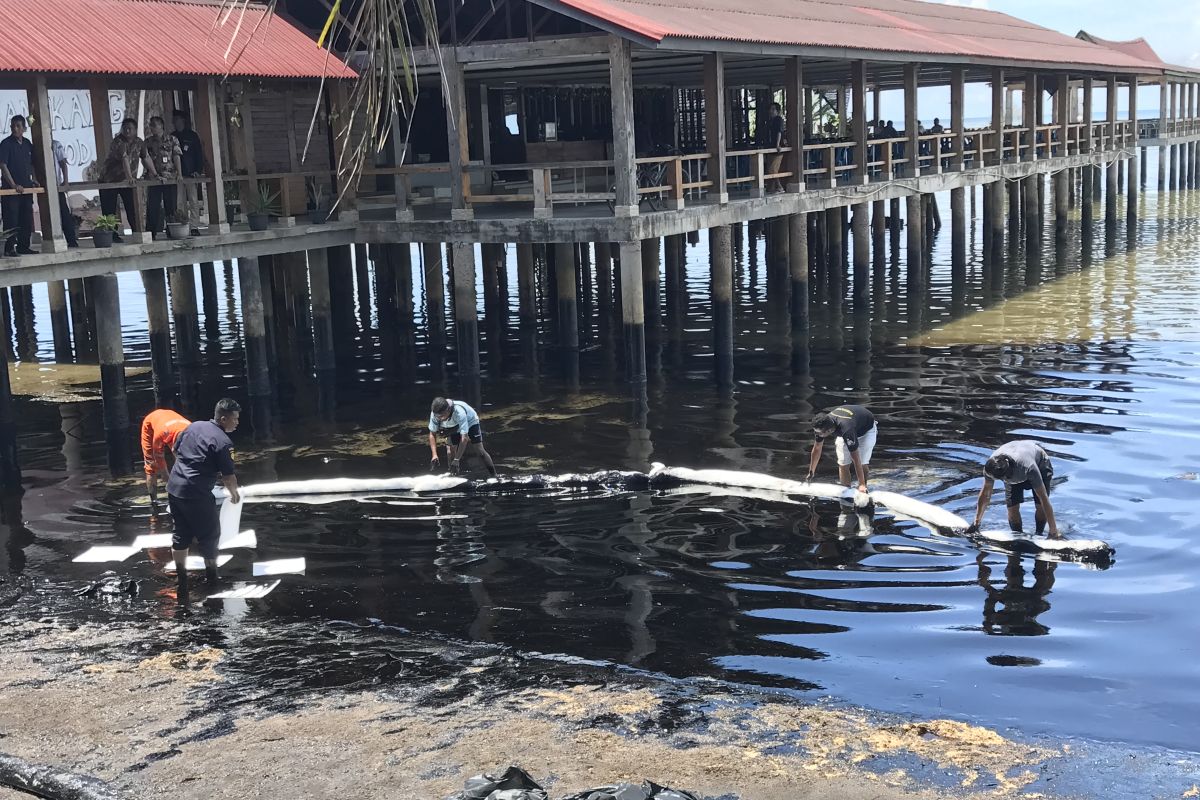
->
[428,397,497,477]
[808,405,876,493]
[966,440,1059,538]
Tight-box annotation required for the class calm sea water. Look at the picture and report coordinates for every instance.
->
[5,153,1199,752]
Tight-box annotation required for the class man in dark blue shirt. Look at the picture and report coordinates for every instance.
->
[167,398,241,602]
[0,116,40,256]
[807,404,878,493]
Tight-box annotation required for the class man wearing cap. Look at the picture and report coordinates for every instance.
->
[167,398,241,602]
[428,396,497,477]
[807,404,877,493]
[966,441,1059,538]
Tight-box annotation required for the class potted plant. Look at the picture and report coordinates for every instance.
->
[246,183,280,232]
[92,215,120,248]
[306,178,329,224]
[166,210,192,241]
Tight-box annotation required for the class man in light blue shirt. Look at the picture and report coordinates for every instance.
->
[428,397,497,476]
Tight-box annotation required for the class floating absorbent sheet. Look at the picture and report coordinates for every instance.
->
[233,475,470,501]
[975,529,1115,562]
[252,557,305,576]
[72,545,141,563]
[647,463,869,506]
[220,529,258,550]
[165,554,234,572]
[208,580,281,600]
[869,490,969,532]
[132,533,174,549]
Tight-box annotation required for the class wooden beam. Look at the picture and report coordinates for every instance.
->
[609,36,638,216]
[1106,75,1117,149]
[1083,76,1094,153]
[704,53,728,203]
[443,50,473,220]
[194,77,228,232]
[903,63,919,177]
[1057,74,1070,155]
[1023,72,1037,161]
[950,66,965,170]
[89,78,114,158]
[784,56,805,192]
[28,75,66,252]
[851,60,868,183]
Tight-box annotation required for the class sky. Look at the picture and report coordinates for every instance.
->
[942,0,1198,68]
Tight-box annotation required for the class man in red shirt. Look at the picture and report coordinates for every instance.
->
[141,408,191,511]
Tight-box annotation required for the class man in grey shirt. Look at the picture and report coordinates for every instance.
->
[967,440,1059,537]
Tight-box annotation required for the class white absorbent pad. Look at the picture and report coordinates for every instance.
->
[218,497,243,547]
[252,557,305,576]
[868,490,970,532]
[164,554,234,572]
[132,534,174,549]
[72,545,140,563]
[223,474,470,500]
[220,529,258,550]
[208,580,281,600]
[648,463,868,505]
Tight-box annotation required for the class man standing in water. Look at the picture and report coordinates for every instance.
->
[141,407,191,513]
[807,405,876,493]
[966,441,1059,538]
[428,397,497,477]
[167,399,241,603]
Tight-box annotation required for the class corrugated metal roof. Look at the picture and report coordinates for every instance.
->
[0,0,357,79]
[549,0,1163,72]
[1076,32,1163,65]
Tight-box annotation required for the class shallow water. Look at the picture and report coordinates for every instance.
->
[5,156,1200,753]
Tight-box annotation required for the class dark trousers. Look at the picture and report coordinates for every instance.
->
[1,193,34,253]
[99,187,137,232]
[146,184,178,234]
[58,193,78,246]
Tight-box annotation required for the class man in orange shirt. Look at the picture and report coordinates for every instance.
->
[141,408,191,511]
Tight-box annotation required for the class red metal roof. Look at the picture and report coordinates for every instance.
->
[0,0,357,79]
[1076,32,1163,66]
[549,0,1163,72]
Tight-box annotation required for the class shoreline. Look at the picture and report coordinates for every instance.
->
[3,593,1196,800]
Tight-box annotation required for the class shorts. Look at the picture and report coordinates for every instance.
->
[835,424,877,467]
[448,423,483,446]
[168,494,220,559]
[1005,462,1054,508]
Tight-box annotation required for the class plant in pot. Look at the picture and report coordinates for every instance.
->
[166,210,192,241]
[246,183,280,232]
[306,178,330,224]
[92,215,121,248]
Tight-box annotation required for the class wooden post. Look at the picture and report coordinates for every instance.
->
[90,273,132,475]
[991,68,1005,165]
[451,243,479,375]
[851,60,868,184]
[709,226,733,386]
[443,51,472,220]
[666,157,684,209]
[1083,76,1094,154]
[950,67,965,170]
[618,241,646,383]
[1058,73,1070,156]
[27,76,66,252]
[609,36,638,217]
[194,77,228,232]
[1023,72,1038,161]
[904,64,919,177]
[704,53,728,203]
[785,56,805,192]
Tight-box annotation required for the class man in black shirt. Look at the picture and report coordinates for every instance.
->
[167,398,241,603]
[0,116,39,256]
[760,102,787,193]
[173,112,206,232]
[807,404,877,493]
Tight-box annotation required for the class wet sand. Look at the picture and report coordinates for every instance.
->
[1,613,1074,800]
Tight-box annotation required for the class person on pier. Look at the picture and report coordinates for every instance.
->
[966,441,1059,538]
[97,118,156,242]
[0,115,39,257]
[143,116,182,238]
[807,405,876,493]
[141,407,191,514]
[167,398,242,603]
[428,397,497,478]
[759,102,786,193]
